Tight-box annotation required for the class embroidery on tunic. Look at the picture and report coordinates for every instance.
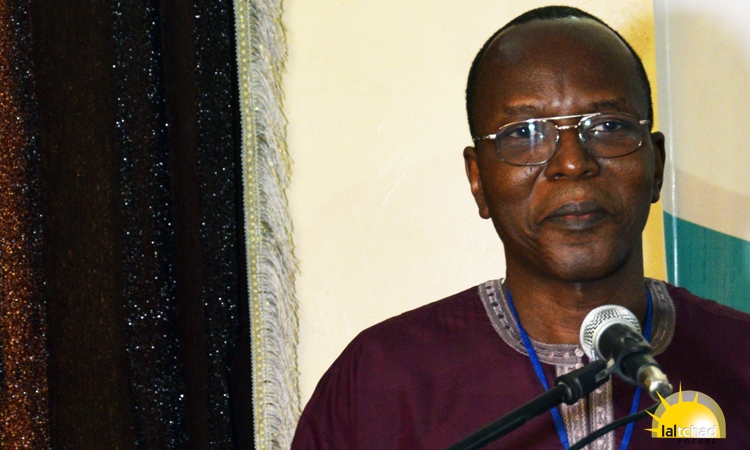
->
[478,278,676,450]
[479,279,580,365]
[646,279,676,356]
[588,378,615,450]
[556,363,589,447]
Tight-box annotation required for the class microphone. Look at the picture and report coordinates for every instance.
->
[579,305,673,400]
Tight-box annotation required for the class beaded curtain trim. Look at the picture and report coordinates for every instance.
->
[233,1,300,448]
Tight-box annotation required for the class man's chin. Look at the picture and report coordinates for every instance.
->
[538,248,634,283]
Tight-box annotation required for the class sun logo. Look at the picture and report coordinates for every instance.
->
[646,385,726,438]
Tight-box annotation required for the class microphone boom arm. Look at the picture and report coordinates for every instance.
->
[446,360,610,450]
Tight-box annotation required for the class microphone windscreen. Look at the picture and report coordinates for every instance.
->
[579,305,641,360]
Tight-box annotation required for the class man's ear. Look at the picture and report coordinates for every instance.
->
[650,132,666,203]
[464,146,491,219]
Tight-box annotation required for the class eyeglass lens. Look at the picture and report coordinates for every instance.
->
[495,114,645,166]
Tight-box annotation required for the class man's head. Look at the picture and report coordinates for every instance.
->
[463,7,665,283]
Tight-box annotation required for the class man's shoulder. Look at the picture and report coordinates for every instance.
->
[664,282,750,359]
[666,283,750,328]
[294,283,535,449]
[346,285,491,357]
[316,283,506,391]
[659,283,750,439]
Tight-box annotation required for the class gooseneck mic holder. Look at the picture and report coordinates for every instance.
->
[446,360,609,450]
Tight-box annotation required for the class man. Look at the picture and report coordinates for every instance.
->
[292,6,750,449]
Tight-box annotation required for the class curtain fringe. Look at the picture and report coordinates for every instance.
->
[233,0,300,448]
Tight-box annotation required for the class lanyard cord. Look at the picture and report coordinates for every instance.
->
[620,288,653,450]
[505,289,570,449]
[505,287,653,450]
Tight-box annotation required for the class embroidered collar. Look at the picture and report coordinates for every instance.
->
[478,278,676,365]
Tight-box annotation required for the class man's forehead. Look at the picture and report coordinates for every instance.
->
[482,18,633,70]
[500,98,633,118]
[470,18,647,122]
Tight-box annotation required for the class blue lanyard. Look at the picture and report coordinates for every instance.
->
[621,288,653,450]
[505,287,653,450]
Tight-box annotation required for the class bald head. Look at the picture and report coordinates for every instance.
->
[466,7,652,136]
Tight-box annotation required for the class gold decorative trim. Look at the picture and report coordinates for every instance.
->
[556,363,589,446]
[0,2,49,446]
[233,1,299,448]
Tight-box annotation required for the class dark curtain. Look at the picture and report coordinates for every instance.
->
[0,0,253,448]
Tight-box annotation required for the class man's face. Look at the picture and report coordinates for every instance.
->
[464,19,665,283]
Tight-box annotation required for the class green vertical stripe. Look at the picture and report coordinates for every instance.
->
[665,212,750,313]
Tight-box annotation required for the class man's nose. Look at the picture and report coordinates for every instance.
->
[543,126,600,180]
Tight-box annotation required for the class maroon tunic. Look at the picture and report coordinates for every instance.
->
[292,280,750,449]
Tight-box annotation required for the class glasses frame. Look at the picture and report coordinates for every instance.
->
[473,112,651,166]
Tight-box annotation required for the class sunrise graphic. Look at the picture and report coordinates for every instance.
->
[646,386,725,438]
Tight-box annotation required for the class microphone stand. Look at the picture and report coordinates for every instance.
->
[446,360,610,450]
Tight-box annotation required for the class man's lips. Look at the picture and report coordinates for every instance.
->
[543,201,608,230]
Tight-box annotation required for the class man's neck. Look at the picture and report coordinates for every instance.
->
[503,265,648,345]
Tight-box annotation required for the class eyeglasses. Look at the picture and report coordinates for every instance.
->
[473,112,650,166]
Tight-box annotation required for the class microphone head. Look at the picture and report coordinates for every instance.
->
[579,305,641,360]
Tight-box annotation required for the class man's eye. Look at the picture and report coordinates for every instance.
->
[589,119,630,134]
[504,123,543,139]
[594,121,621,132]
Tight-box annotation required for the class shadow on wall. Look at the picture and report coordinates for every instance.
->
[660,9,750,313]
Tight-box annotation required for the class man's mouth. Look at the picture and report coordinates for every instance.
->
[544,201,608,230]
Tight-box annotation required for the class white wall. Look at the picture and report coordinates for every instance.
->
[655,0,750,241]
[284,0,659,405]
